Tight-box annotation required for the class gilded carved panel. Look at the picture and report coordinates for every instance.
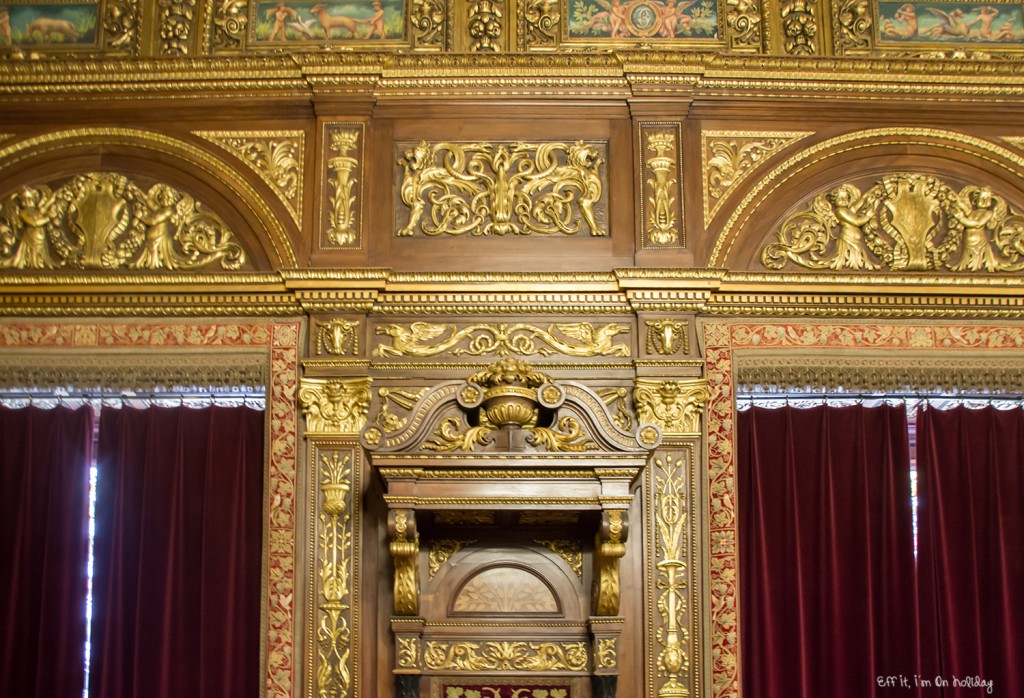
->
[195,130,305,227]
[320,123,365,249]
[761,173,1024,272]
[395,140,608,238]
[0,172,247,271]
[639,123,684,248]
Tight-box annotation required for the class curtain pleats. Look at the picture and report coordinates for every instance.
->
[0,405,93,698]
[89,406,264,698]
[916,406,1023,697]
[739,405,922,697]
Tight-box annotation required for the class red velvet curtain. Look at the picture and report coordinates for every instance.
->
[916,406,1023,697]
[0,405,93,698]
[738,405,921,697]
[89,406,265,698]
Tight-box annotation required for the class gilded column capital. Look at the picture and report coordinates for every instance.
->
[633,379,708,436]
[299,377,372,435]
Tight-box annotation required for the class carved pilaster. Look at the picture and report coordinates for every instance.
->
[592,510,627,616]
[299,378,372,435]
[389,508,420,615]
[633,379,708,436]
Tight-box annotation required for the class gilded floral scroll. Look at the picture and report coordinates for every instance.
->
[321,124,364,248]
[640,124,683,247]
[761,174,1024,272]
[0,173,246,271]
[396,140,607,237]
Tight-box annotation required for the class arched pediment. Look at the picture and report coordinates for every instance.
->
[709,128,1024,273]
[0,128,297,271]
[361,358,661,456]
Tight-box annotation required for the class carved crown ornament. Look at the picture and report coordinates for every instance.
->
[0,173,247,271]
[761,173,1024,273]
[361,358,661,455]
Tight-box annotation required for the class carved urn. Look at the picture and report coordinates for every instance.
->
[466,358,551,429]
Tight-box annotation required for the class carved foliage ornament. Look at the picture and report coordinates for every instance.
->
[653,452,691,696]
[299,378,371,434]
[642,127,682,246]
[211,0,248,50]
[523,0,560,46]
[160,0,198,54]
[424,641,588,672]
[411,0,447,46]
[196,131,303,226]
[373,321,629,358]
[634,379,708,436]
[397,141,607,237]
[726,0,762,49]
[762,174,1024,272]
[105,0,142,53]
[317,451,353,698]
[832,0,870,53]
[0,173,246,271]
[325,127,363,246]
[468,0,504,50]
[780,0,818,54]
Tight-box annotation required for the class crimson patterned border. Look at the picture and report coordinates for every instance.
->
[701,321,1024,698]
[0,319,300,698]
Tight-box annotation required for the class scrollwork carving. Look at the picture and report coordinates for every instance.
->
[411,0,446,47]
[726,0,762,50]
[424,641,589,672]
[523,0,559,47]
[196,131,303,226]
[211,0,248,51]
[761,175,1024,272]
[104,0,141,53]
[528,415,598,452]
[833,0,870,54]
[593,510,626,616]
[396,636,421,669]
[397,141,606,237]
[780,0,818,54]
[633,379,708,436]
[373,321,629,358]
[535,539,583,579]
[299,378,372,434]
[703,131,810,225]
[390,509,420,616]
[429,539,475,578]
[0,174,246,271]
[596,637,617,670]
[317,451,353,698]
[597,387,632,431]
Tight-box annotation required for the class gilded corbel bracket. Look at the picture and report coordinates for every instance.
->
[299,377,372,434]
[389,508,420,616]
[592,509,628,616]
[633,378,708,436]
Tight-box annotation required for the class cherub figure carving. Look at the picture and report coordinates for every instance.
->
[825,184,880,270]
[0,187,58,269]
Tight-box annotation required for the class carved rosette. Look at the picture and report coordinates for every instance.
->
[0,173,246,271]
[780,0,818,54]
[196,131,304,227]
[396,140,607,237]
[299,378,372,434]
[633,379,708,436]
[412,0,447,47]
[317,450,354,698]
[159,0,198,55]
[832,0,870,54]
[640,125,683,247]
[726,0,763,50]
[468,0,504,51]
[761,174,1024,273]
[104,0,142,53]
[702,131,811,226]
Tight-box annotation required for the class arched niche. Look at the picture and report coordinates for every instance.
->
[0,128,297,271]
[708,128,1024,272]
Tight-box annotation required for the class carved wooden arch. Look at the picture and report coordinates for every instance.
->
[0,128,297,269]
[708,128,1024,270]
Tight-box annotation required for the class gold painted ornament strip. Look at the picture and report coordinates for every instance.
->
[423,640,589,672]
